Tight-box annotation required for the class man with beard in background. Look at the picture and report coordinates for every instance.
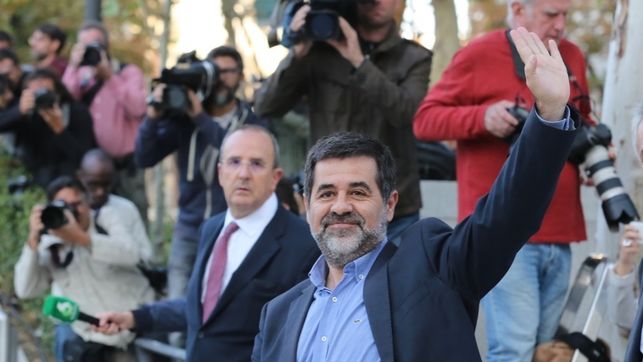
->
[134,46,267,346]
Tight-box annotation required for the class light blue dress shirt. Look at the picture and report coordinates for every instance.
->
[297,240,387,362]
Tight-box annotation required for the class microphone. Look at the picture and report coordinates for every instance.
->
[42,295,100,326]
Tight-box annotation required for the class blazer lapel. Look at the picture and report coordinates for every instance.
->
[205,208,284,323]
[364,242,397,362]
[283,284,315,361]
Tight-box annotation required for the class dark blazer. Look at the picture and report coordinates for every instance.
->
[134,206,319,362]
[252,111,579,362]
[624,262,643,362]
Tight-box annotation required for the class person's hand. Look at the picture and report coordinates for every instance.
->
[94,312,135,335]
[27,205,45,250]
[146,84,165,119]
[69,43,86,68]
[509,27,569,121]
[94,49,112,81]
[326,17,364,68]
[186,89,203,118]
[19,89,35,115]
[38,104,65,134]
[484,100,520,138]
[49,209,90,247]
[615,223,642,276]
[290,5,313,58]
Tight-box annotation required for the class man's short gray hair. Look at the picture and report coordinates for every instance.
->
[506,0,535,26]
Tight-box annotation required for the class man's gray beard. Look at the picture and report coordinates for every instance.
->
[313,210,388,269]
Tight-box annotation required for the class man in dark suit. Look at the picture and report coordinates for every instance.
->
[252,28,579,361]
[97,125,319,361]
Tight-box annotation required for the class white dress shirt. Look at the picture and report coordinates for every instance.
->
[201,193,278,302]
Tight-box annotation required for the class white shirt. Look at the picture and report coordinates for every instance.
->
[201,193,278,302]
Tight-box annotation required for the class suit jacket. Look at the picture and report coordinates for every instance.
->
[624,262,643,362]
[252,110,579,362]
[134,206,319,362]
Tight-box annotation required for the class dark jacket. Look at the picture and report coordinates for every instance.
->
[133,206,319,362]
[134,100,266,239]
[254,26,432,218]
[0,101,96,188]
[252,111,579,361]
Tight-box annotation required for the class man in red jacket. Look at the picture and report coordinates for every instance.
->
[413,1,592,361]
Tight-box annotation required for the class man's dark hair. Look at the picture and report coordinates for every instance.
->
[303,132,397,200]
[37,23,67,54]
[0,48,19,66]
[25,68,73,103]
[0,30,13,47]
[79,21,109,49]
[207,46,243,72]
[46,175,86,202]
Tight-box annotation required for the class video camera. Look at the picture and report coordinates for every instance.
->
[150,52,219,117]
[507,107,639,231]
[268,0,375,47]
[79,42,104,67]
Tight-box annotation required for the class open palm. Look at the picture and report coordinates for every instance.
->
[510,27,569,120]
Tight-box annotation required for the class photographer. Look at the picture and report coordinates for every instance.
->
[0,67,95,188]
[62,21,148,223]
[14,176,154,361]
[255,0,431,240]
[134,46,267,305]
[29,23,68,77]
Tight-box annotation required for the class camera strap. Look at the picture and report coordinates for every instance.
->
[49,244,74,268]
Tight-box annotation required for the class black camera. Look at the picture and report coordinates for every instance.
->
[504,105,530,144]
[33,88,57,110]
[80,43,103,67]
[41,200,78,230]
[275,0,374,46]
[568,123,639,230]
[152,56,219,116]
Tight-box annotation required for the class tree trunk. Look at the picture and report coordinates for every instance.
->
[431,0,460,84]
[595,0,643,257]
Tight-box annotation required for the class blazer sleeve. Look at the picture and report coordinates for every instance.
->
[133,298,188,333]
[423,110,578,301]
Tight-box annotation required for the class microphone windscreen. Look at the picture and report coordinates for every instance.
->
[42,295,80,323]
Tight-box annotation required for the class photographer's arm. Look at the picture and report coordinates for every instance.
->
[49,104,97,168]
[0,104,23,132]
[14,206,51,299]
[133,115,180,167]
[254,50,311,118]
[102,65,147,120]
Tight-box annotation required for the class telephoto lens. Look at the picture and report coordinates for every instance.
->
[41,200,71,229]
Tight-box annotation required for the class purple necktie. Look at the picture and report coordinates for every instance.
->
[202,222,239,322]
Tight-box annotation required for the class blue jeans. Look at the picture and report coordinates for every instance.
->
[167,232,200,299]
[481,243,571,362]
[387,212,419,245]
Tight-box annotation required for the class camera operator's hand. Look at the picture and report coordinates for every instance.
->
[69,43,86,68]
[509,27,569,121]
[19,89,35,115]
[38,104,65,134]
[94,311,135,335]
[49,209,90,247]
[27,205,46,250]
[326,17,365,69]
[615,223,641,276]
[146,84,165,119]
[484,100,519,138]
[290,4,313,59]
[186,89,203,118]
[95,49,113,81]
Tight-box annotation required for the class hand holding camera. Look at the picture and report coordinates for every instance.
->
[483,100,520,138]
[27,204,45,250]
[325,16,364,68]
[29,200,90,248]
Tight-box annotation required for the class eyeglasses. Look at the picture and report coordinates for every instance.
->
[219,67,240,75]
[221,157,269,172]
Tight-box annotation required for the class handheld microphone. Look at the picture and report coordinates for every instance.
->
[42,295,100,326]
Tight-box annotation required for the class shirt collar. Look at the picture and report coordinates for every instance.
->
[223,193,278,238]
[308,238,389,289]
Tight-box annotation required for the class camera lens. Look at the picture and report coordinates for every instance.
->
[41,201,69,229]
[306,11,340,41]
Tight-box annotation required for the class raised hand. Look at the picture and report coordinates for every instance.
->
[509,27,569,121]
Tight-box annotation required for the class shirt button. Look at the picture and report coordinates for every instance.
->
[321,336,327,342]
[332,297,338,303]
[358,274,365,280]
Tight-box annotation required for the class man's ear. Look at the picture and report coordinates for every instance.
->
[386,190,399,222]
